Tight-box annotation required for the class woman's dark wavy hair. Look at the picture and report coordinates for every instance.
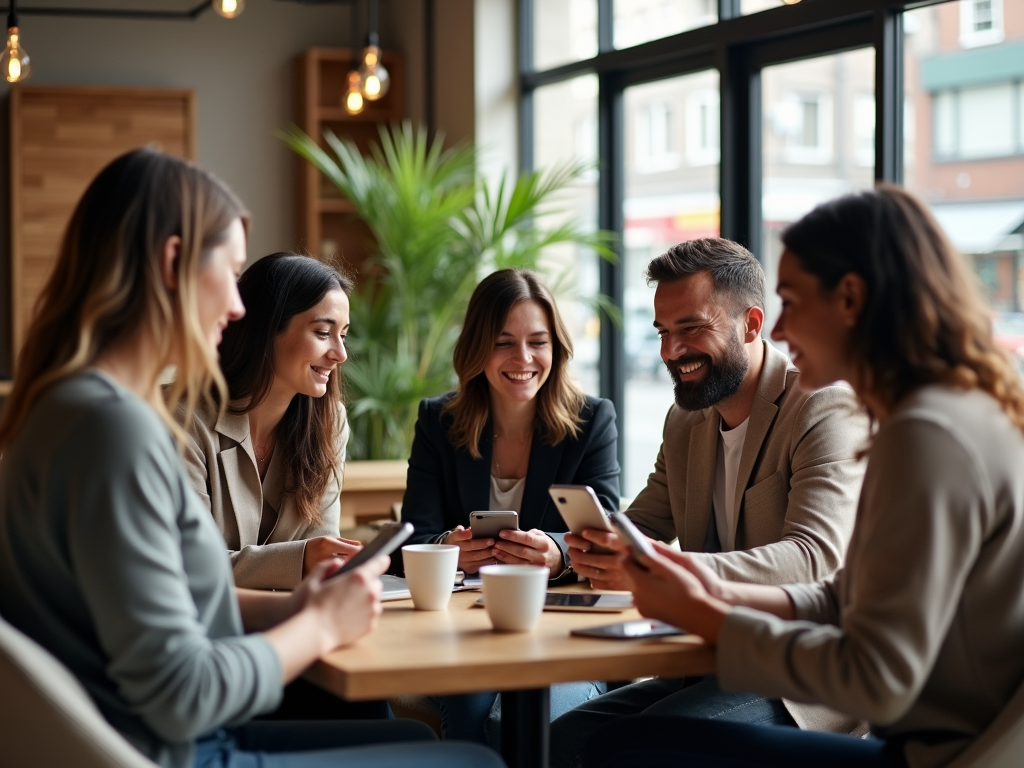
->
[444,268,584,458]
[219,253,354,524]
[782,184,1024,432]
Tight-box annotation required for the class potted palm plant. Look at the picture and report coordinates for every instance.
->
[279,122,615,460]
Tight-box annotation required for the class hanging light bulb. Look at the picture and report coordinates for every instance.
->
[212,0,245,19]
[344,70,364,115]
[781,0,802,4]
[1,1,29,83]
[358,43,390,101]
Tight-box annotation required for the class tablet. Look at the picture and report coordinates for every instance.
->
[571,619,686,639]
[476,592,632,612]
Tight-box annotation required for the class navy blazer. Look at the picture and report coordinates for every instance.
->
[394,392,620,574]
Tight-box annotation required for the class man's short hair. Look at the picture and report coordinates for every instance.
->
[646,238,766,314]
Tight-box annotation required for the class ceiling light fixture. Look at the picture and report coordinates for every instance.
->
[213,0,245,18]
[344,69,364,114]
[1,0,30,83]
[358,0,389,101]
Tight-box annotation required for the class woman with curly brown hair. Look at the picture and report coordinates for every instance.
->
[578,185,1024,768]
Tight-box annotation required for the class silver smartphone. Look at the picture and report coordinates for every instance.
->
[548,484,615,552]
[610,511,656,568]
[470,510,519,539]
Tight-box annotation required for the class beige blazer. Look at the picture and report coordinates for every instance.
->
[181,402,348,590]
[627,341,869,731]
[718,385,1024,768]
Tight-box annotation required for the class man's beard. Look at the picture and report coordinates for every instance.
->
[667,335,749,411]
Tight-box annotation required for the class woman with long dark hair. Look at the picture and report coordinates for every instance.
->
[399,267,621,746]
[578,185,1024,767]
[182,252,363,591]
[0,148,502,768]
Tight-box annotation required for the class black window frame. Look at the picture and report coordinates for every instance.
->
[520,0,931,473]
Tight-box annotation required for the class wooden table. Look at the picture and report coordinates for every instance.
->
[307,586,716,768]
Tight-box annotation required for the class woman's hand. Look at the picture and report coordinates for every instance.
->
[624,544,731,644]
[303,536,364,576]
[262,554,388,683]
[494,529,565,578]
[444,526,498,573]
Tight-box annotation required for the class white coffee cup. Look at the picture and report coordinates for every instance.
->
[479,564,548,631]
[401,544,460,610]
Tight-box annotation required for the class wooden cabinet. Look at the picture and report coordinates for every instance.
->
[295,48,403,271]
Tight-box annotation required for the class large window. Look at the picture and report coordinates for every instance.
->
[521,0,1014,486]
[905,0,1024,369]
[623,71,720,496]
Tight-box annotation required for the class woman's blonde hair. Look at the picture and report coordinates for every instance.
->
[444,268,585,458]
[0,148,248,449]
[782,183,1024,432]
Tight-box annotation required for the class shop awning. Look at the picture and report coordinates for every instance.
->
[929,199,1024,254]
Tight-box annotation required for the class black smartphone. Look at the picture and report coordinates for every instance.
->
[610,512,656,568]
[571,620,685,640]
[328,522,413,579]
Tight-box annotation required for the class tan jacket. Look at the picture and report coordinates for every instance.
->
[181,402,348,590]
[627,341,868,731]
[718,385,1024,768]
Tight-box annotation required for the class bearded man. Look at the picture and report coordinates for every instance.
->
[549,238,869,768]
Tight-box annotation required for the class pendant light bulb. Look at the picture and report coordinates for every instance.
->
[1,27,29,83]
[781,0,802,4]
[358,45,390,101]
[213,0,245,18]
[344,70,364,115]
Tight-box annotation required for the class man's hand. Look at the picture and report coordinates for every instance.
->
[494,529,564,578]
[565,528,630,590]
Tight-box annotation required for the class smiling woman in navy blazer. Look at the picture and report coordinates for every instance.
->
[398,269,621,578]
[397,268,620,747]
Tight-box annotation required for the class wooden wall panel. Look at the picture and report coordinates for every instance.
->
[9,85,196,359]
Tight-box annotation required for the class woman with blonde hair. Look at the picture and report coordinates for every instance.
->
[0,148,502,768]
[578,185,1024,767]
[399,267,620,745]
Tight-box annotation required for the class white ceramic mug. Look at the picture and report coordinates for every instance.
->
[479,564,548,631]
[401,544,460,610]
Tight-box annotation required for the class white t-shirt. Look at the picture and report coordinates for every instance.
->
[713,416,750,552]
[490,475,526,514]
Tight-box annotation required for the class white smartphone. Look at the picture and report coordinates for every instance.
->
[610,511,656,568]
[548,485,615,552]
[470,510,519,539]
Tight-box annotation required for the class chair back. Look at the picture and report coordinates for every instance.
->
[0,615,158,768]
[947,676,1024,768]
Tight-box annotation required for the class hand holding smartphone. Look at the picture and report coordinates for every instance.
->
[327,522,413,579]
[548,485,616,553]
[470,510,519,539]
[609,512,656,570]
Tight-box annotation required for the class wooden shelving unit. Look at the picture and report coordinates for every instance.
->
[295,47,403,272]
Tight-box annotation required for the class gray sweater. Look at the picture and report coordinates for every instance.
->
[718,385,1024,767]
[0,371,282,768]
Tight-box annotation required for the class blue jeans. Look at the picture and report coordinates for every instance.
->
[195,720,504,768]
[432,680,608,748]
[582,716,908,768]
[549,676,795,768]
